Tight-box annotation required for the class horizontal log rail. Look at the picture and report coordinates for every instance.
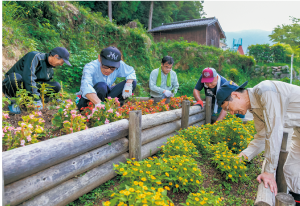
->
[20,153,129,206]
[4,138,128,206]
[3,119,129,185]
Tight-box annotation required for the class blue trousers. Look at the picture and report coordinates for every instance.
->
[77,80,136,110]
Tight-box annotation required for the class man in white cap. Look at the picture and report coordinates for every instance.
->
[193,67,242,123]
[216,80,300,205]
[2,47,72,114]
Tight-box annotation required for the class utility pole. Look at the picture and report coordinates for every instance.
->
[290,54,294,84]
[108,1,112,22]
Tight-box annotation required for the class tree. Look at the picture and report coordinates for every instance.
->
[148,1,154,30]
[269,17,300,55]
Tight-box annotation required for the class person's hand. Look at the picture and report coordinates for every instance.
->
[122,83,133,99]
[34,100,43,111]
[257,172,277,196]
[163,90,172,97]
[195,100,203,109]
[238,152,248,161]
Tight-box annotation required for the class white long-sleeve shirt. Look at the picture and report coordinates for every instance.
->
[243,80,300,173]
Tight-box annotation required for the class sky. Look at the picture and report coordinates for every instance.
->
[203,1,300,32]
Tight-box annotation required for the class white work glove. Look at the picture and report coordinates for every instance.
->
[122,83,133,99]
[163,90,173,97]
[34,100,43,111]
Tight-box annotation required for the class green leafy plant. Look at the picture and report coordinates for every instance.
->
[3,111,46,150]
[61,110,87,134]
[37,82,55,108]
[12,84,40,111]
[162,135,199,159]
[82,97,122,127]
[52,99,80,129]
[181,187,224,206]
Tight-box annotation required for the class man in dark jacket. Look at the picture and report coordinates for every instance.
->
[2,47,72,114]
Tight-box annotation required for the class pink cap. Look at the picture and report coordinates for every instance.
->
[201,67,216,83]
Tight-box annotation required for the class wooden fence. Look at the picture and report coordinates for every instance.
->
[2,97,209,206]
[254,132,296,206]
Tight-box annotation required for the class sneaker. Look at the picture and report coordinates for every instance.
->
[8,103,21,114]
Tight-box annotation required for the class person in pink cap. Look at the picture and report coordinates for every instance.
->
[193,67,244,123]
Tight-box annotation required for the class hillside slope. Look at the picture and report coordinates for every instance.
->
[2,1,255,97]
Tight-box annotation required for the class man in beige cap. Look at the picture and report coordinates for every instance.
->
[216,80,300,205]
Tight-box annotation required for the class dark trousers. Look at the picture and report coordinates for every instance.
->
[2,72,61,99]
[77,80,136,110]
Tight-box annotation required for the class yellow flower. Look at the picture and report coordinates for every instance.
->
[204,197,208,201]
[183,168,187,171]
[169,182,173,185]
[234,166,237,169]
[158,188,164,192]
[120,168,124,171]
[139,182,143,186]
[123,172,128,176]
[228,174,232,178]
[147,164,151,168]
[165,186,170,190]
[200,201,206,205]
[196,180,200,184]
[129,188,135,192]
[143,186,148,190]
[104,201,111,206]
[221,162,224,165]
[124,191,131,196]
[111,193,115,197]
[175,184,179,188]
[151,176,156,180]
[156,182,162,184]
[127,161,131,164]
[186,203,190,205]
[195,197,199,201]
[165,172,169,177]
[141,177,146,181]
[151,187,155,190]
[134,181,138,185]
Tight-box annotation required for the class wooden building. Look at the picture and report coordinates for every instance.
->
[148,17,226,48]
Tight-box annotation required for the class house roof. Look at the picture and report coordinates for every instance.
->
[148,17,225,39]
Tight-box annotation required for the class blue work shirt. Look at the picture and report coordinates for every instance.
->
[79,60,136,99]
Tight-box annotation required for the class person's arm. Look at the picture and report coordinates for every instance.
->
[23,52,44,97]
[117,61,136,80]
[149,69,165,94]
[215,109,227,122]
[193,75,204,101]
[80,63,98,102]
[240,112,266,160]
[193,89,202,101]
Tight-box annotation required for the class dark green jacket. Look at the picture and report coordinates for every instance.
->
[5,51,54,96]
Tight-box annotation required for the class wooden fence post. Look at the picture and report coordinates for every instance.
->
[129,110,142,161]
[205,96,212,124]
[181,100,190,129]
[276,132,289,193]
[275,193,295,206]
